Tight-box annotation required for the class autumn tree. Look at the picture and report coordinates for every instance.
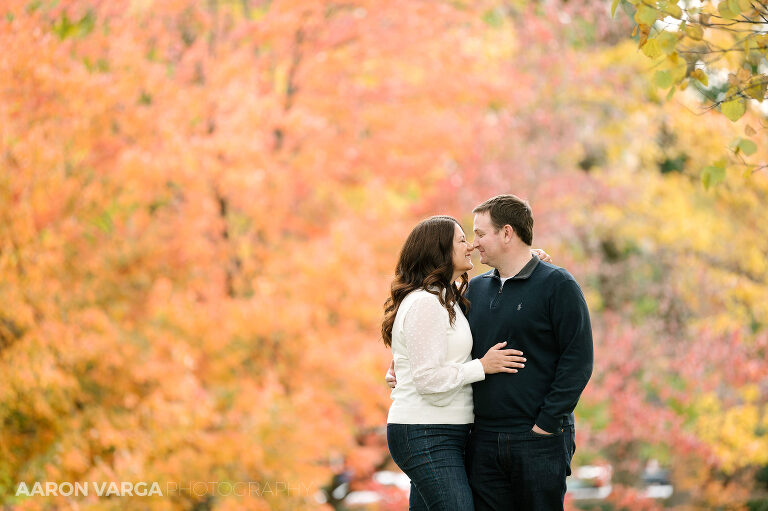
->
[0,0,548,509]
[3,1,767,510]
[613,0,768,183]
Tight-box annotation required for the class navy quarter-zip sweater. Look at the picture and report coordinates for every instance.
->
[466,256,593,434]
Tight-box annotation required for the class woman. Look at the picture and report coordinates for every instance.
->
[381,215,544,510]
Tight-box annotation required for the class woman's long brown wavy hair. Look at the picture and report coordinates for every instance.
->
[381,215,471,347]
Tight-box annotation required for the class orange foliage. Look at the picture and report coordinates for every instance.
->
[3,1,768,510]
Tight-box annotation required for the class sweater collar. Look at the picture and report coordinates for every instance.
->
[482,256,540,281]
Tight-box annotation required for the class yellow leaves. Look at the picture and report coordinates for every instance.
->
[641,37,661,59]
[694,392,722,415]
[744,75,767,101]
[728,0,755,15]
[740,384,760,403]
[651,52,688,96]
[666,53,687,83]
[717,0,739,19]
[685,23,704,41]
[721,99,747,122]
[721,88,747,122]
[272,63,288,96]
[741,34,763,59]
[611,0,621,18]
[633,0,681,25]
[690,68,708,86]
[736,67,751,83]
[693,392,768,474]
[656,31,678,55]
[635,4,659,26]
[659,0,682,19]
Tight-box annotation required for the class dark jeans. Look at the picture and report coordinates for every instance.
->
[467,426,575,511]
[387,423,474,511]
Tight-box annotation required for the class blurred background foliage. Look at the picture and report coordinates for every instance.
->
[0,0,766,509]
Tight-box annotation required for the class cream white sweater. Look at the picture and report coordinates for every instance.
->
[387,289,485,424]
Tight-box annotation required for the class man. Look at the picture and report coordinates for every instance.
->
[386,194,593,510]
[464,194,593,510]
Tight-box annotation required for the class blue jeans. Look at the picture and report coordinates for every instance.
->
[387,423,474,511]
[467,426,575,511]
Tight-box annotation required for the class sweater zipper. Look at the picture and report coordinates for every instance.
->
[490,280,503,309]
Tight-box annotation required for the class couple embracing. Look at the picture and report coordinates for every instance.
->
[382,195,594,510]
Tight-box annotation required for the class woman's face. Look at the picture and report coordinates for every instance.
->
[451,223,474,279]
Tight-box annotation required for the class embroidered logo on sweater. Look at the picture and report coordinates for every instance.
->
[517,303,522,311]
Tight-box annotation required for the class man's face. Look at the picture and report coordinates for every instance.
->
[472,212,504,267]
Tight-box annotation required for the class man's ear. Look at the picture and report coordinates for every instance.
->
[503,224,514,242]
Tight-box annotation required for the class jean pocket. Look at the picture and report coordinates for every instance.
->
[529,427,564,439]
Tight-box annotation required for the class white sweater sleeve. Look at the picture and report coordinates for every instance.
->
[403,295,485,406]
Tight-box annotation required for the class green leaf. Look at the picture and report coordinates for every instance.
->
[657,31,678,55]
[666,86,675,100]
[718,0,738,19]
[26,1,42,13]
[722,96,747,122]
[738,138,758,155]
[93,210,114,233]
[52,12,75,39]
[701,165,726,189]
[482,8,504,27]
[611,0,621,18]
[52,9,95,40]
[655,70,673,88]
[635,4,659,26]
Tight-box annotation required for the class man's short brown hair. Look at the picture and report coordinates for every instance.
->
[473,194,533,246]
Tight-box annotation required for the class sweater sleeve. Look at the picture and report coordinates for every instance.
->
[403,294,485,406]
[535,277,594,433]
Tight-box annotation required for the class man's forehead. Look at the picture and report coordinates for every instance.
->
[473,212,490,230]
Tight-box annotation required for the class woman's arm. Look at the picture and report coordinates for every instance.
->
[403,295,484,405]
